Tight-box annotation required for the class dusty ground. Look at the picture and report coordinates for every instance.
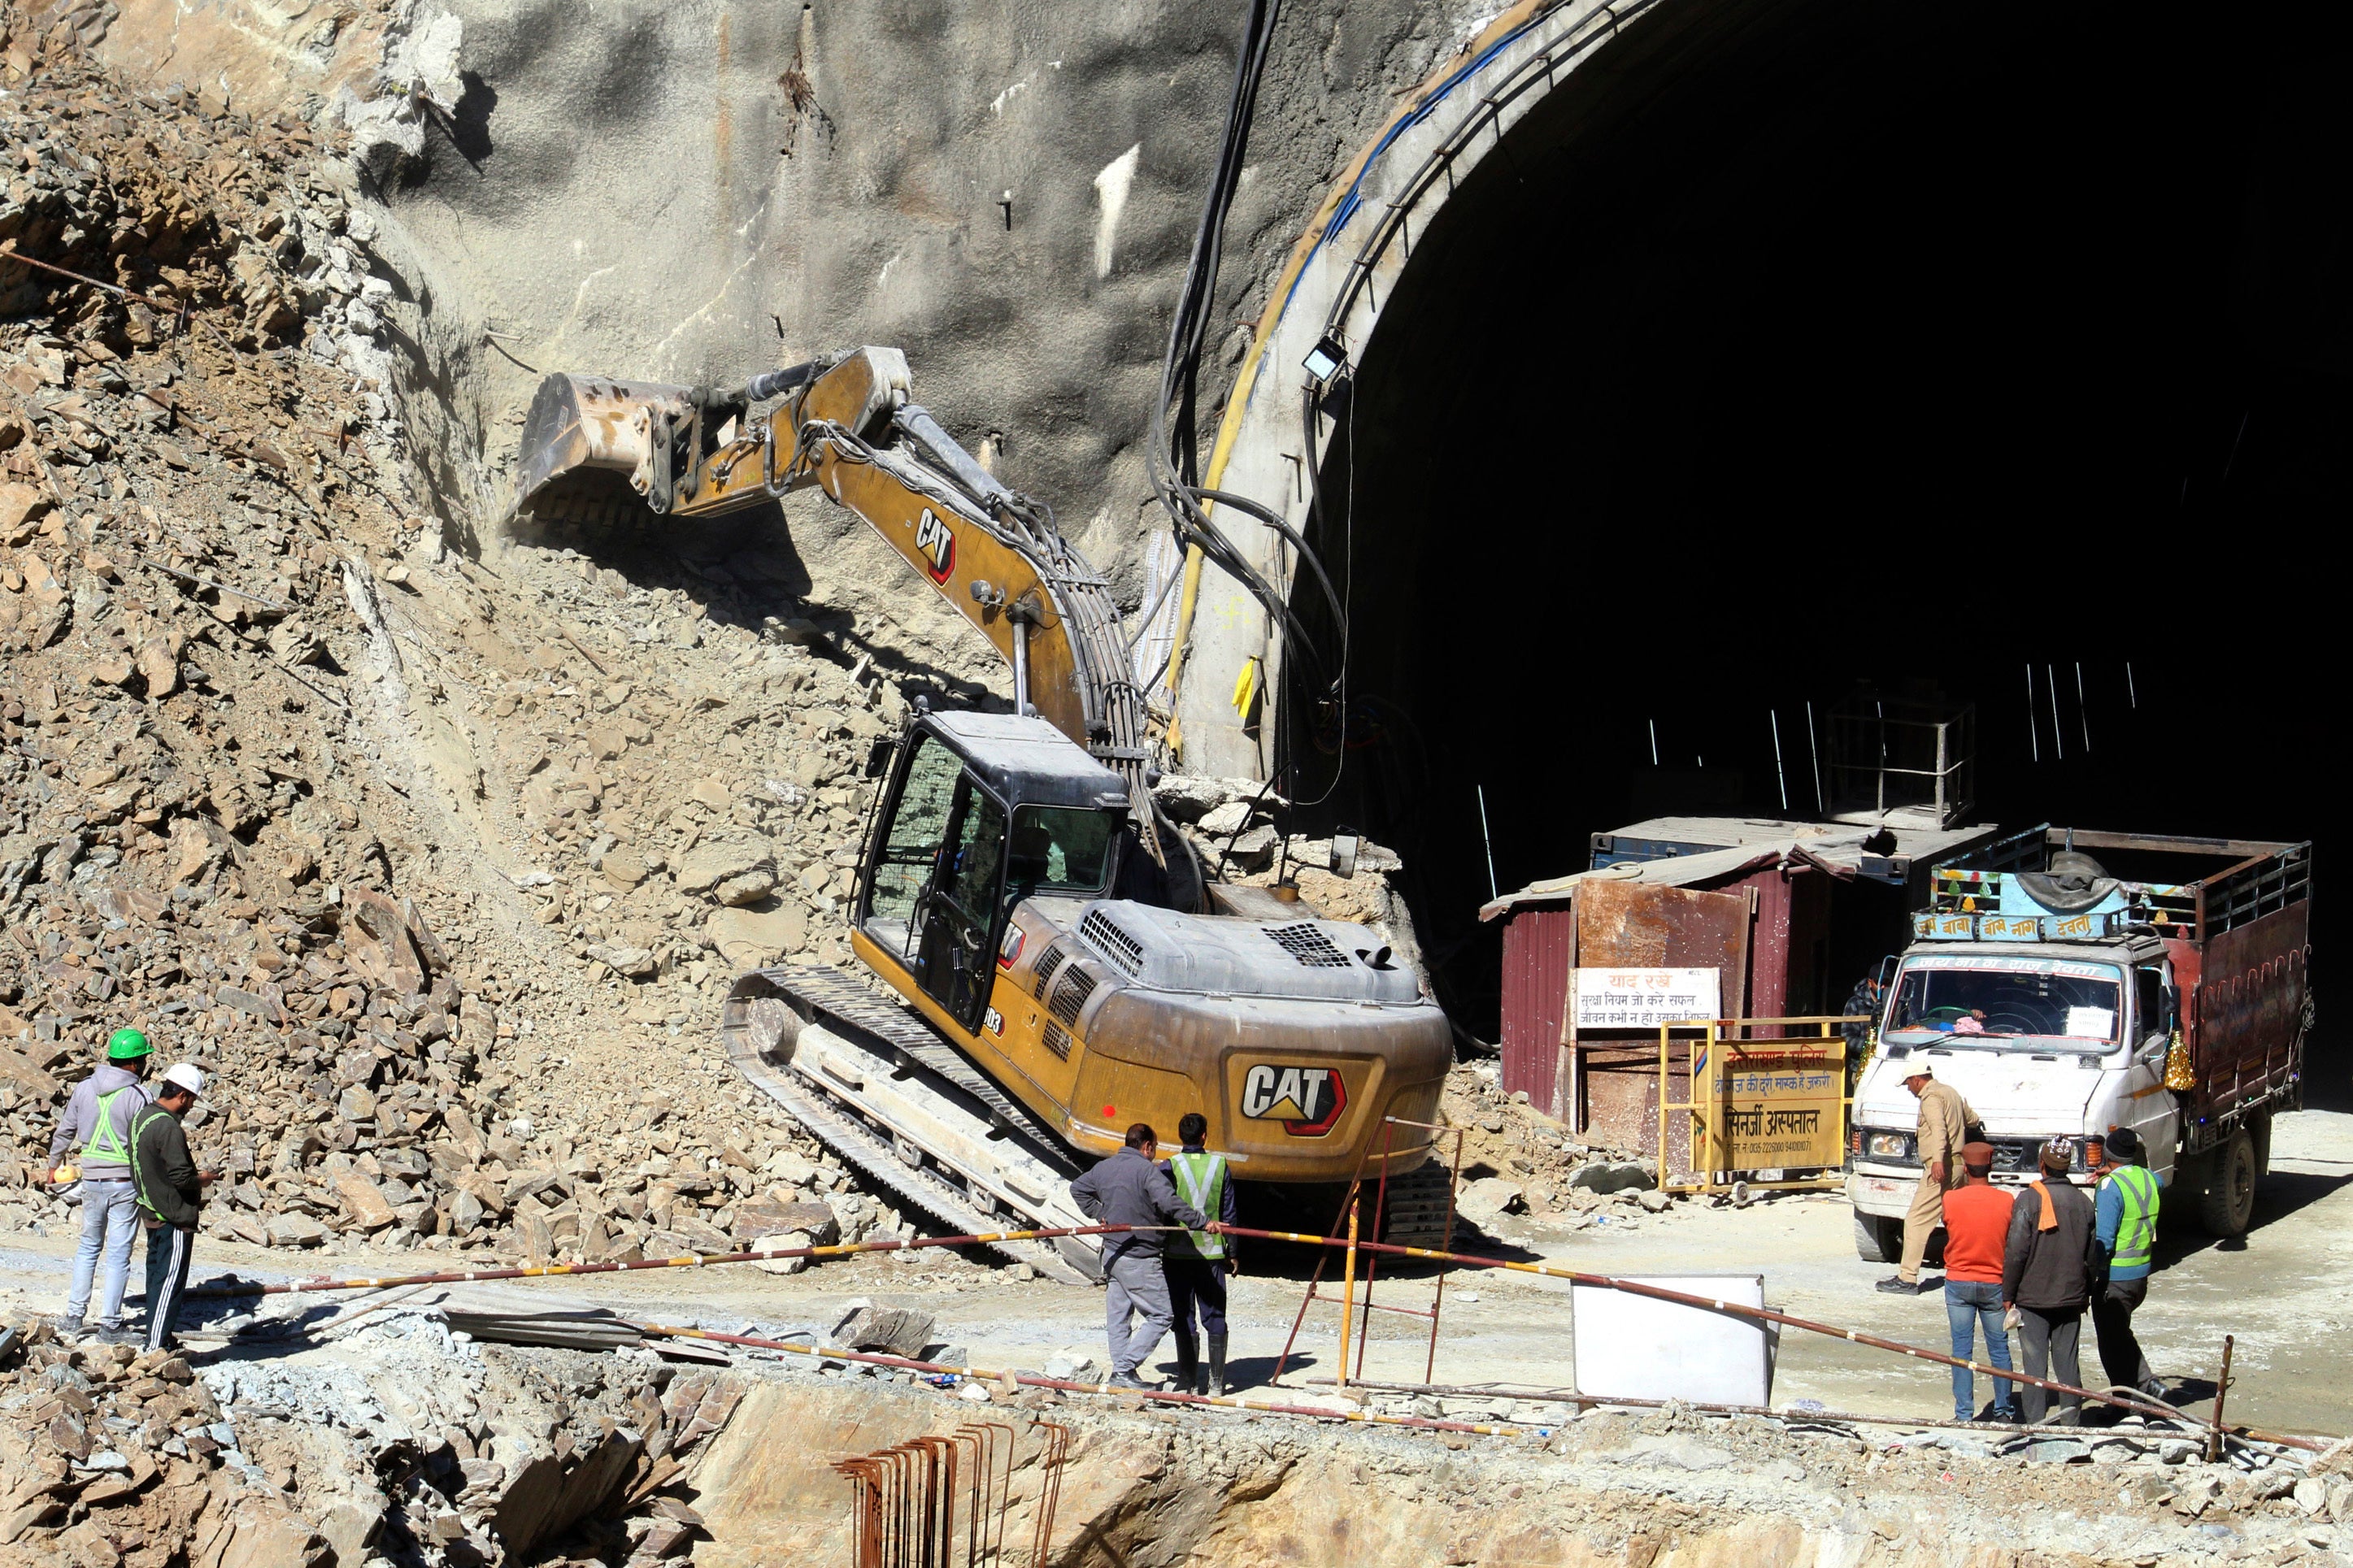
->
[9,1110,2346,1441]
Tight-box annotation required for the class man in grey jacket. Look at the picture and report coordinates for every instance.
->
[1069,1123,1207,1390]
[48,1028,154,1342]
[2002,1136,2097,1425]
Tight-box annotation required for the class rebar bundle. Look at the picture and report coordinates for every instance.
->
[832,1421,1068,1567]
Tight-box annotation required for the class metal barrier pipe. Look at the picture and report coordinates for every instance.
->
[185,1224,1172,1298]
[1211,1226,2327,1452]
[631,1324,1527,1436]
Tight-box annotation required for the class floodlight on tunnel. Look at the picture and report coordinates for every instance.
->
[1302,334,1349,383]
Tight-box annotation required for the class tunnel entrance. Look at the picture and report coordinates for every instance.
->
[1279,0,2346,1045]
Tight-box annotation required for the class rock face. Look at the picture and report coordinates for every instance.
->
[337,0,1461,561]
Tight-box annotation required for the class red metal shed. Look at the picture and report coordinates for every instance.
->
[1482,816,1997,1146]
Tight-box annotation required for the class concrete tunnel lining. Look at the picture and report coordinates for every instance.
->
[1173,0,2342,1032]
[1172,0,1636,782]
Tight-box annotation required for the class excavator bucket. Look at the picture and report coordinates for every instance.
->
[515,371,692,510]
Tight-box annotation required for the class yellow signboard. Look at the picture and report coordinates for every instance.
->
[1700,1039,1846,1174]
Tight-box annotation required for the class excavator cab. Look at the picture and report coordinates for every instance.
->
[860,710,1133,1033]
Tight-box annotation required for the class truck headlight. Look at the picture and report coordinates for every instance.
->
[1867,1132,1912,1159]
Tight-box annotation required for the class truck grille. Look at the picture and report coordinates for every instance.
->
[1042,1019,1072,1059]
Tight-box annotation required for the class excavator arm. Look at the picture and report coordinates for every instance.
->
[516,349,1163,848]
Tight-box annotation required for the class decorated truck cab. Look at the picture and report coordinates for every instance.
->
[1848,828,2311,1257]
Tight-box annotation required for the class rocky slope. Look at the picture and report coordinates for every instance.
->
[1,11,1426,1285]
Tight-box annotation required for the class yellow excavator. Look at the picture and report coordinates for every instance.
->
[516,350,1451,1279]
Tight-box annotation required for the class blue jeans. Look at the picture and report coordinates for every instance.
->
[67,1179,141,1327]
[1945,1279,2016,1419]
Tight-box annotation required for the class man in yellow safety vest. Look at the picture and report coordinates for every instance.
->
[46,1028,155,1342]
[2092,1125,2167,1401]
[1162,1112,1239,1396]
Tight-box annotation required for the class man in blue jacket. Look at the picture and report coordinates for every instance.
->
[48,1028,154,1342]
[2091,1126,2166,1401]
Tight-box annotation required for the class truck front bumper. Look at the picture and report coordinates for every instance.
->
[1848,1167,1918,1218]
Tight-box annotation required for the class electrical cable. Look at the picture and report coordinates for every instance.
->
[1146,0,1348,693]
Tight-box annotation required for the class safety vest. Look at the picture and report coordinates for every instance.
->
[80,1085,139,1168]
[2105,1163,2159,1273]
[128,1106,180,1225]
[1166,1150,1228,1260]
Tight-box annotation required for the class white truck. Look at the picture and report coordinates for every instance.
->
[1850,827,2312,1256]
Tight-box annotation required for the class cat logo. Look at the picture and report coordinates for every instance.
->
[912,508,955,583]
[1239,1064,1348,1136]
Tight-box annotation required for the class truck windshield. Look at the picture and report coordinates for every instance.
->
[1006,806,1116,897]
[1885,960,2123,1052]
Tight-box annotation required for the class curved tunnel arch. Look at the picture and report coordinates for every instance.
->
[1176,0,2344,1027]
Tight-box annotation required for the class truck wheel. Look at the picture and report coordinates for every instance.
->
[2196,1129,2258,1237]
[1853,1211,1902,1262]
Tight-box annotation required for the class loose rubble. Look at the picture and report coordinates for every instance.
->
[0,1302,749,1568]
[1434,1062,1712,1242]
[0,7,1427,1283]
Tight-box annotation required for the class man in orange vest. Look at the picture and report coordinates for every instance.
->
[1939,1141,2018,1422]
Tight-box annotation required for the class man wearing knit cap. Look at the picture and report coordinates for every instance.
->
[1879,1065,1978,1295]
[48,1027,155,1341]
[2091,1126,2166,1400]
[2003,1135,2096,1424]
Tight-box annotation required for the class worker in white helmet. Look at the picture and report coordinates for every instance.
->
[128,1064,219,1353]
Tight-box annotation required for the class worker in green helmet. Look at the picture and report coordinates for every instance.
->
[46,1027,156,1341]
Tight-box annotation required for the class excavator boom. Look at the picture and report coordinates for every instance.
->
[518,350,1145,790]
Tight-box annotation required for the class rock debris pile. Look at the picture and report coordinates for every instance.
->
[0,1318,319,1568]
[0,15,940,1275]
[1437,1062,1698,1241]
[0,1305,746,1568]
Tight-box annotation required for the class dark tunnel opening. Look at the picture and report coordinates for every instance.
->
[1277,0,2347,1097]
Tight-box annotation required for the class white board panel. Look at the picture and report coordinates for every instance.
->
[1572,1272,1770,1406]
[1572,967,1721,1031]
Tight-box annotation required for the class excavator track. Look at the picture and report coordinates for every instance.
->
[775,965,1073,1158]
[719,966,1103,1285]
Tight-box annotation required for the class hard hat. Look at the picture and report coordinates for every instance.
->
[107,1027,151,1062]
[159,1062,206,1098]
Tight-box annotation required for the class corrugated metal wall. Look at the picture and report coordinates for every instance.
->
[1499,901,1573,1111]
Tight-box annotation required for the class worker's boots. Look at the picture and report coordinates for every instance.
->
[1174,1347,1198,1398]
[1206,1332,1228,1397]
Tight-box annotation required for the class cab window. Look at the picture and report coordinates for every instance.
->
[866,734,961,937]
[1006,806,1116,899]
[2133,966,2167,1040]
